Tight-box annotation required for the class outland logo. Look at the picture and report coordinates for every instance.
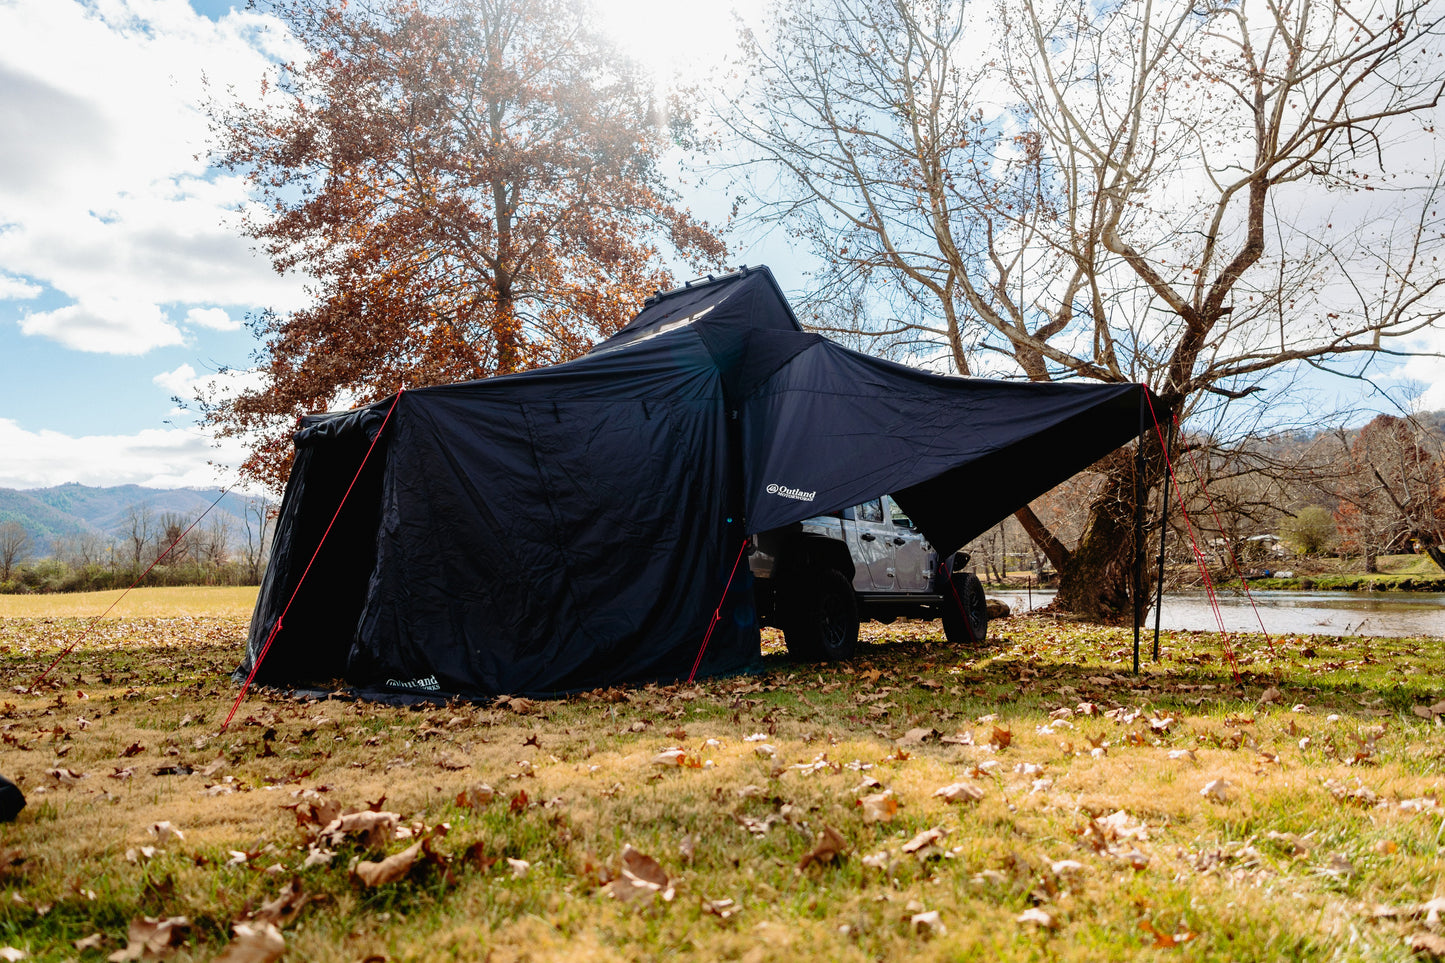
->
[387,675,440,690]
[766,483,816,502]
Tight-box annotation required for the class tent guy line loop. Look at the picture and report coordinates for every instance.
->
[686,538,751,685]
[222,387,405,732]
[32,484,236,689]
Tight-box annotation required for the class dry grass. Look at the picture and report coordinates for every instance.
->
[0,587,259,620]
[0,611,1442,962]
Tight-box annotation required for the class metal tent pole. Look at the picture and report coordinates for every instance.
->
[1133,390,1146,674]
[1152,417,1174,661]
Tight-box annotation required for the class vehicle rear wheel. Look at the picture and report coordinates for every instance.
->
[941,571,989,645]
[782,568,859,661]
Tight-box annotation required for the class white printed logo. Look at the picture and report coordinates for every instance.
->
[767,483,816,502]
[387,675,440,690]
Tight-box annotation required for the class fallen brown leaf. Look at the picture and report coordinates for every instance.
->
[322,811,399,850]
[455,783,495,809]
[107,915,189,962]
[858,790,898,824]
[250,878,312,927]
[1139,918,1197,949]
[933,782,984,804]
[1411,931,1445,958]
[798,825,849,871]
[911,910,945,936]
[701,897,740,919]
[149,822,184,845]
[214,923,285,963]
[901,828,946,855]
[604,845,674,902]
[1017,907,1057,929]
[353,842,421,887]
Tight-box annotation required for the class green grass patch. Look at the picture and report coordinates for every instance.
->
[0,613,1443,961]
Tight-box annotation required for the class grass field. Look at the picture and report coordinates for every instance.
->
[0,586,259,620]
[0,605,1442,961]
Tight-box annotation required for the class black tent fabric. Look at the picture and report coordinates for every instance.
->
[240,266,1153,699]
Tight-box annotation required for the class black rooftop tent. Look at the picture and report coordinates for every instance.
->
[240,266,1152,699]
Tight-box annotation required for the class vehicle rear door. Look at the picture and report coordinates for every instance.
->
[885,495,933,591]
[846,498,898,591]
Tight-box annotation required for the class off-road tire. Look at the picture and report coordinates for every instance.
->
[782,568,860,661]
[941,571,989,644]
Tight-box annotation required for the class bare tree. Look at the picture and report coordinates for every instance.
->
[121,504,154,570]
[198,516,230,568]
[0,522,29,582]
[721,0,1445,617]
[51,531,105,569]
[157,513,196,566]
[240,498,274,584]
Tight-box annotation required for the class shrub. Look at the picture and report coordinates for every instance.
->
[1282,506,1338,555]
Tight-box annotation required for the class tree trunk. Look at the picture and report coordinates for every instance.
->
[1053,449,1142,622]
[1014,504,1069,572]
[1364,551,1378,574]
[1423,543,1445,573]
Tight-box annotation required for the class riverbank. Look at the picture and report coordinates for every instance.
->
[980,554,1445,593]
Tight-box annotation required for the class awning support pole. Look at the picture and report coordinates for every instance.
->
[1152,417,1174,661]
[1132,389,1147,675]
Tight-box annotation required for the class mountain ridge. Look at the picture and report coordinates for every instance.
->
[0,483,269,558]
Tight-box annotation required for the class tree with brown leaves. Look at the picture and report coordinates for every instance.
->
[205,0,727,490]
[1334,414,1445,571]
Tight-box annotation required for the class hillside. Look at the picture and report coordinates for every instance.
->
[0,483,267,559]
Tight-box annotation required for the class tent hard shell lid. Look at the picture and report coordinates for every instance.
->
[240,266,1154,699]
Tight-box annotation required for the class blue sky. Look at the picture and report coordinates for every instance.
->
[0,0,780,491]
[3,1,1439,493]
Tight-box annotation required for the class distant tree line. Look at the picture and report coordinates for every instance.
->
[965,411,1445,586]
[0,499,274,594]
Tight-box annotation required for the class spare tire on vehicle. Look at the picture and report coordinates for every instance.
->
[941,570,989,645]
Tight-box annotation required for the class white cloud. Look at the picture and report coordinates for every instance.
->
[151,362,265,403]
[0,274,41,299]
[185,307,241,331]
[18,298,183,354]
[0,0,307,354]
[0,416,250,490]
[1395,351,1445,412]
[153,362,199,396]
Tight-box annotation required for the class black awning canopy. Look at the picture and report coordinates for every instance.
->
[241,266,1152,698]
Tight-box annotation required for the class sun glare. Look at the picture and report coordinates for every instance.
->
[589,0,761,82]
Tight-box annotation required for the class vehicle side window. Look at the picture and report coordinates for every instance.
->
[856,499,884,523]
[887,497,913,528]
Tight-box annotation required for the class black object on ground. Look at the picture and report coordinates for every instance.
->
[0,774,24,822]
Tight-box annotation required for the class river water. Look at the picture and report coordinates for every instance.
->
[988,587,1444,638]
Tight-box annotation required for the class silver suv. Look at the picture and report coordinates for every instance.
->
[749,494,988,660]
